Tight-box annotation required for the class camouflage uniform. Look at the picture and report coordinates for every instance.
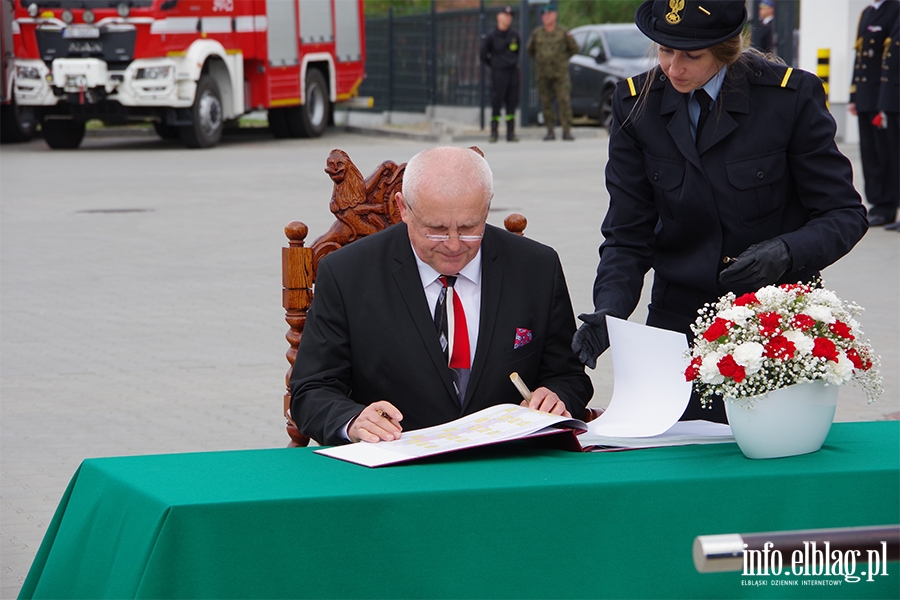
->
[527,25,578,135]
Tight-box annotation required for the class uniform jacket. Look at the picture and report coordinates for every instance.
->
[526,26,577,79]
[481,27,520,70]
[878,16,900,113]
[595,54,868,335]
[290,223,593,446]
[851,0,900,112]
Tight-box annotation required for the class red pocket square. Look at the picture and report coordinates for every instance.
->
[514,328,533,349]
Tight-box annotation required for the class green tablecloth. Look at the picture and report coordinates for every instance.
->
[20,422,900,599]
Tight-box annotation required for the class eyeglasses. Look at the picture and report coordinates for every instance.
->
[406,201,485,242]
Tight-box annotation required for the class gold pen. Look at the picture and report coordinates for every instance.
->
[509,372,533,402]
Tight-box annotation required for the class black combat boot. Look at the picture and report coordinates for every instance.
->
[490,120,499,143]
[506,119,518,142]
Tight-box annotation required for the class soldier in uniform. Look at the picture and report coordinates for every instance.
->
[480,6,520,143]
[572,0,868,422]
[751,0,775,55]
[526,4,578,140]
[879,16,900,231]
[849,0,900,226]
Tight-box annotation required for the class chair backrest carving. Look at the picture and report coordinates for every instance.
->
[282,148,527,447]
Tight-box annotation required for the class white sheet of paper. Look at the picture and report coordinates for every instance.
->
[587,317,693,437]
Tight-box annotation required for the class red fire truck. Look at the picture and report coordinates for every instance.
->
[10,0,367,149]
[2,0,36,142]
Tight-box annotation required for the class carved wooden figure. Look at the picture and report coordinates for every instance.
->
[283,149,527,447]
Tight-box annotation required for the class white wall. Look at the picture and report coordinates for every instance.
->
[798,0,869,142]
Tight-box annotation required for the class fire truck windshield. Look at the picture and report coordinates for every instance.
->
[19,1,153,7]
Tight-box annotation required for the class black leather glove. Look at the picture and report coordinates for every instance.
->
[571,309,619,370]
[719,238,792,289]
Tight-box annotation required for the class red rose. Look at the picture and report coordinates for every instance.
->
[702,318,732,342]
[684,356,703,381]
[734,293,759,307]
[812,337,839,362]
[764,335,797,360]
[781,283,811,294]
[829,321,855,340]
[791,313,816,331]
[717,354,746,382]
[757,311,783,337]
[846,348,872,371]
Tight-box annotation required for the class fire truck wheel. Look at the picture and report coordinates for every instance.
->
[42,119,86,150]
[0,99,36,143]
[297,69,328,138]
[180,75,224,149]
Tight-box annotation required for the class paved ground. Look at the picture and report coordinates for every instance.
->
[1,125,898,598]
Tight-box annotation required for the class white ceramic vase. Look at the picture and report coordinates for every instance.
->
[724,380,839,459]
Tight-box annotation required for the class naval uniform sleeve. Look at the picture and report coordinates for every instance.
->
[778,70,868,275]
[592,80,657,319]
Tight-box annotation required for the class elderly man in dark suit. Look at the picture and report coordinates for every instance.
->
[291,146,592,446]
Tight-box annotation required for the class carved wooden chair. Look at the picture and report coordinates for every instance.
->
[282,148,529,447]
[282,148,602,447]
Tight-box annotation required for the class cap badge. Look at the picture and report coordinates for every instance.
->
[666,0,686,24]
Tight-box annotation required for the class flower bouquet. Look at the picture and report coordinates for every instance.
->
[684,282,882,458]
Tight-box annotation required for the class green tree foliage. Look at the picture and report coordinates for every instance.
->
[365,0,433,17]
[558,1,644,28]
[365,1,643,24]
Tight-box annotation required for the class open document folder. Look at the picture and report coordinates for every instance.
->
[578,316,734,449]
[315,318,733,467]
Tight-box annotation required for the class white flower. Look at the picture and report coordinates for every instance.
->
[756,286,787,306]
[699,351,725,384]
[733,342,764,374]
[784,330,814,355]
[719,306,755,327]
[805,305,835,324]
[823,352,854,385]
[809,288,841,308]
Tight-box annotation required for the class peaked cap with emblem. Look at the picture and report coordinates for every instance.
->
[635,0,748,51]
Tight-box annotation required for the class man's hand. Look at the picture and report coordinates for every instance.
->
[571,309,618,369]
[521,387,571,417]
[718,238,792,290]
[348,401,403,443]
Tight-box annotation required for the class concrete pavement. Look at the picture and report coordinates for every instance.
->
[1,126,898,598]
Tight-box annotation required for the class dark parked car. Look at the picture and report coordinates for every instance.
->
[568,24,655,129]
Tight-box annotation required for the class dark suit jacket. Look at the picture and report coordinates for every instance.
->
[596,54,868,335]
[290,223,593,446]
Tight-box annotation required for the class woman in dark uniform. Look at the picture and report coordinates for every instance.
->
[572,0,868,422]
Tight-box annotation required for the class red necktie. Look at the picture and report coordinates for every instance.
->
[436,276,471,401]
[439,276,470,368]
